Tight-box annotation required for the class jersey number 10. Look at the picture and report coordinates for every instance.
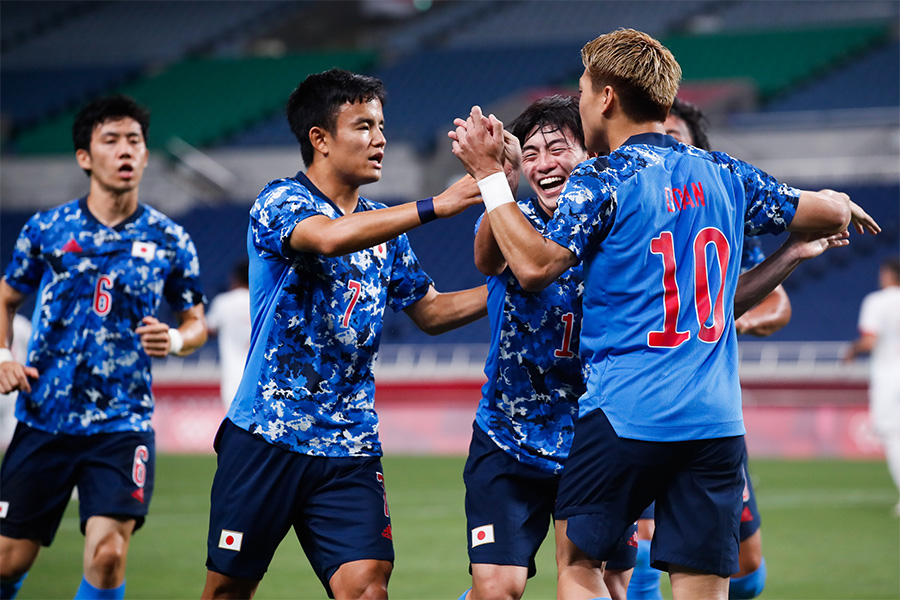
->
[648,228,730,348]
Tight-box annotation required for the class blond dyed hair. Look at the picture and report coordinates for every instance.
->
[581,28,681,123]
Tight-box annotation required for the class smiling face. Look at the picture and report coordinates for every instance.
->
[520,124,589,215]
[76,117,148,194]
[323,98,386,187]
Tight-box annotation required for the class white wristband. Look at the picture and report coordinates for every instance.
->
[477,172,515,213]
[167,328,184,355]
[0,348,13,364]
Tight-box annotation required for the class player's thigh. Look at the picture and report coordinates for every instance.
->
[76,430,155,531]
[0,423,80,545]
[294,455,394,595]
[470,563,528,600]
[206,420,300,581]
[556,409,662,560]
[464,425,557,576]
[654,435,744,577]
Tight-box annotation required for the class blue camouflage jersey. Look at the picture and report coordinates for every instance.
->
[544,133,799,442]
[476,198,584,475]
[3,198,205,435]
[227,172,433,457]
[741,236,766,273]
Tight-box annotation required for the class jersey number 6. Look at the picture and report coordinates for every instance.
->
[93,275,114,317]
[648,228,730,348]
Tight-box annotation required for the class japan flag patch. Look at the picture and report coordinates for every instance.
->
[0,501,8,518]
[218,529,243,552]
[471,524,494,547]
[131,241,157,261]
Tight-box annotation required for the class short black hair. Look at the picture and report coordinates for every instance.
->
[668,97,710,150]
[508,95,585,150]
[286,68,387,167]
[72,94,150,153]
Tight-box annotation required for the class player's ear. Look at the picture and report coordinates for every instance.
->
[600,85,616,116]
[309,126,328,158]
[75,148,92,171]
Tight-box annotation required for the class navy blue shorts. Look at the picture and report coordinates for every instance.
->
[556,409,744,577]
[464,423,636,576]
[637,440,760,542]
[0,422,154,546]
[206,420,394,595]
[739,439,761,540]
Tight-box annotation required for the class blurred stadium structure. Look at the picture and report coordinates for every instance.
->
[1,0,897,456]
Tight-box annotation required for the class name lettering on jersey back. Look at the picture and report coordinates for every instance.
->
[665,182,705,213]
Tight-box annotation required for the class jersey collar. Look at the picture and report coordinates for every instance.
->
[295,171,366,215]
[78,196,145,231]
[620,132,679,149]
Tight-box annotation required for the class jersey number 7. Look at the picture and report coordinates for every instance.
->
[648,228,729,348]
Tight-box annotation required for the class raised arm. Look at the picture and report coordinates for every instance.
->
[404,284,488,335]
[289,176,482,257]
[0,279,39,393]
[451,106,575,291]
[734,285,792,337]
[788,190,882,235]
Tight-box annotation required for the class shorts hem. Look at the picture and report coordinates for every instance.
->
[651,552,736,578]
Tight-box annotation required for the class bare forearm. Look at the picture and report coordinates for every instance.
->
[407,286,488,335]
[474,214,507,276]
[486,203,571,291]
[735,243,804,317]
[176,310,208,355]
[292,203,424,256]
[735,286,791,337]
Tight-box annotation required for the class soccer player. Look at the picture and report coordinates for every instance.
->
[202,69,488,600]
[206,260,251,410]
[0,95,207,600]
[845,257,900,513]
[450,29,877,600]
[461,95,636,600]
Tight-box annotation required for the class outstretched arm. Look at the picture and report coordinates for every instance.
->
[0,279,39,393]
[451,106,575,291]
[404,285,488,335]
[734,231,850,319]
[289,176,482,257]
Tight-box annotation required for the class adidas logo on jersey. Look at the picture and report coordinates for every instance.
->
[62,238,83,253]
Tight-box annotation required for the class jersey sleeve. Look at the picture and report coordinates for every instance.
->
[250,181,322,259]
[386,232,434,312]
[3,214,44,296]
[543,160,616,259]
[163,229,206,312]
[715,153,800,236]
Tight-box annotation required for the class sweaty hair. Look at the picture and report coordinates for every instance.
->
[669,97,710,150]
[508,94,585,150]
[286,68,387,167]
[883,257,900,282]
[581,28,681,123]
[72,94,150,153]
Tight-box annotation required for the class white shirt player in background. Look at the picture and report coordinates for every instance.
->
[206,261,251,409]
[0,314,31,449]
[846,257,900,513]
